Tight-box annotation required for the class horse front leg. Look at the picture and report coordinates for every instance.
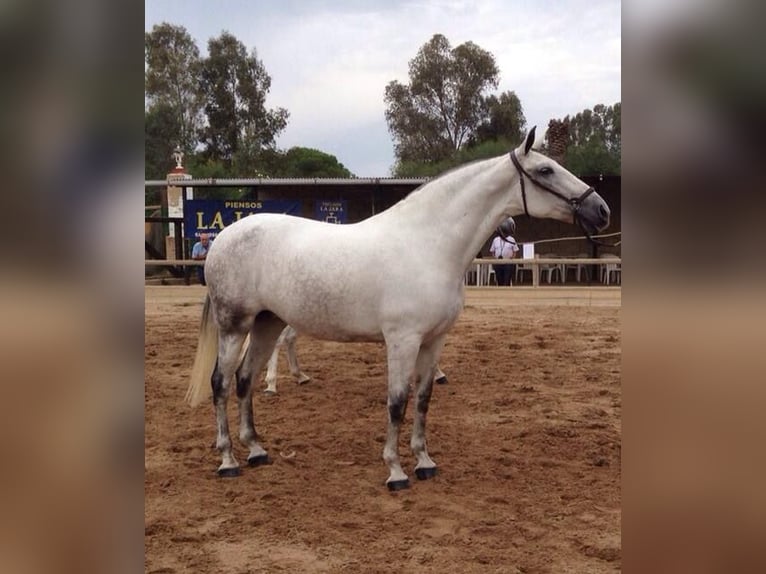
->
[212,331,248,477]
[411,336,446,480]
[383,337,420,491]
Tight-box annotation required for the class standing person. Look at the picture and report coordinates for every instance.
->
[489,217,519,286]
[191,233,211,286]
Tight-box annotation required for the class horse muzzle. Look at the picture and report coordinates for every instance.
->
[576,192,611,235]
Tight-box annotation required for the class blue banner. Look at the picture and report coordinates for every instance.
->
[315,200,347,224]
[184,199,302,238]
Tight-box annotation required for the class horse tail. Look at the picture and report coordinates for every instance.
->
[185,294,218,407]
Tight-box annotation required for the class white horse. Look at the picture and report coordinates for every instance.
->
[257,325,448,394]
[186,127,610,490]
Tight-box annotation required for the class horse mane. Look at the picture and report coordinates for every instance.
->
[389,155,502,211]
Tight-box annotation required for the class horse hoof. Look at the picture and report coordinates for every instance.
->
[247,454,271,467]
[217,466,241,478]
[386,478,410,491]
[435,375,448,385]
[263,389,277,396]
[415,466,438,480]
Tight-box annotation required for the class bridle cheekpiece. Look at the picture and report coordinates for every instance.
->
[510,149,614,246]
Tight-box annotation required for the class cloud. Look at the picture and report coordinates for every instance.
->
[146,0,621,175]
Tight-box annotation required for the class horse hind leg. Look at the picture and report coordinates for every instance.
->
[236,313,287,465]
[411,336,447,480]
[263,326,310,394]
[262,328,285,395]
[212,330,249,477]
[283,326,311,385]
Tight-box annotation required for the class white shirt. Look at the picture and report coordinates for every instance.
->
[490,235,519,259]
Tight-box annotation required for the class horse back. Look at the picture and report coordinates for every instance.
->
[205,214,393,340]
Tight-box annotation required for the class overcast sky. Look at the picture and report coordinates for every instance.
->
[145,0,621,176]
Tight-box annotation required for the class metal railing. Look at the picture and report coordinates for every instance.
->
[465,257,621,287]
[145,257,621,287]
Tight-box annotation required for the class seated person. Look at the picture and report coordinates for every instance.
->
[191,233,211,285]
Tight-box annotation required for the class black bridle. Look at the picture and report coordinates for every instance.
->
[509,149,615,246]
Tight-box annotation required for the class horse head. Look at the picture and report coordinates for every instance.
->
[510,126,611,236]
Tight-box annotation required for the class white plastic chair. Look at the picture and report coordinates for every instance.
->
[473,262,495,286]
[599,254,621,285]
[540,255,564,284]
[565,253,591,283]
[486,265,497,286]
[515,263,533,284]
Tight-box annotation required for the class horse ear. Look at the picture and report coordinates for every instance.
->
[524,126,537,155]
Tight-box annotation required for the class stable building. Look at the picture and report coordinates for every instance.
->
[145,174,620,260]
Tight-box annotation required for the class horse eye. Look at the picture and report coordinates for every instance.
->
[538,166,554,176]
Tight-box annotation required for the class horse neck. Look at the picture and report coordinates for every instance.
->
[378,155,523,273]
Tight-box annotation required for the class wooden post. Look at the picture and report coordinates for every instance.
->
[590,240,599,285]
[166,148,193,260]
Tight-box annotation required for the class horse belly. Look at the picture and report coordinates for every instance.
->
[301,322,384,343]
[264,283,384,343]
[282,310,384,343]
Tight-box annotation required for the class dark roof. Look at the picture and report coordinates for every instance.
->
[145,177,430,187]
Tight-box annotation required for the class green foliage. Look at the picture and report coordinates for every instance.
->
[385,34,500,165]
[471,91,526,146]
[564,138,621,176]
[184,154,246,199]
[199,32,289,170]
[548,102,621,176]
[184,154,229,179]
[394,137,516,177]
[278,147,352,178]
[145,104,181,179]
[145,23,204,154]
[145,25,302,180]
[185,146,351,179]
[164,147,352,199]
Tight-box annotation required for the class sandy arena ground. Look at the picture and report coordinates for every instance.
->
[145,286,621,573]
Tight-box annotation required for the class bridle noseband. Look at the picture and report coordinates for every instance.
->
[509,149,615,246]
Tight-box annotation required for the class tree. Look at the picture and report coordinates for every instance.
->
[278,147,352,178]
[200,32,289,174]
[546,102,621,176]
[394,138,512,177]
[145,103,181,180]
[472,91,526,146]
[384,34,500,166]
[145,23,205,155]
[183,154,245,199]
